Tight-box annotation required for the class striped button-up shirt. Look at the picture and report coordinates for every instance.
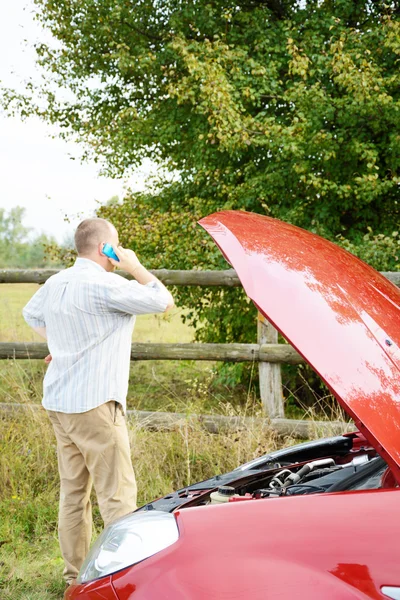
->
[22,258,170,414]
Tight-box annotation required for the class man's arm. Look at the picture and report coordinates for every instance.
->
[22,284,52,362]
[22,284,47,330]
[32,326,47,340]
[109,246,174,311]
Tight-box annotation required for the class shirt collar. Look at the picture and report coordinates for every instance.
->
[74,257,106,272]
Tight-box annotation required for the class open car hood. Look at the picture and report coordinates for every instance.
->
[199,211,400,482]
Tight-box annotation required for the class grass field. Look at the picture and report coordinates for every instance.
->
[1,284,277,599]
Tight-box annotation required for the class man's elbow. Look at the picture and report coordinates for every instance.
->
[163,292,175,312]
[22,310,47,339]
[164,300,175,313]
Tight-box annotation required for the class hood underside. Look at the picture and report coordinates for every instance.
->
[199,211,400,482]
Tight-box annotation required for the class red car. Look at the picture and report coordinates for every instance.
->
[67,211,400,600]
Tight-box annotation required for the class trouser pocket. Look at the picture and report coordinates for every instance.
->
[105,400,118,424]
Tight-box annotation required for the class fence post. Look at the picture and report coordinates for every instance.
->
[257,313,284,418]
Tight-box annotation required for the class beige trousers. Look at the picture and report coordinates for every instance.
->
[47,401,137,585]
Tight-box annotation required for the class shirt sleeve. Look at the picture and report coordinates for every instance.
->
[104,279,170,315]
[22,283,48,328]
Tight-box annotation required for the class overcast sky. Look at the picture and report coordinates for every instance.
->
[0,1,152,242]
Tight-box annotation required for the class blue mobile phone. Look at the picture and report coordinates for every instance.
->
[102,243,120,262]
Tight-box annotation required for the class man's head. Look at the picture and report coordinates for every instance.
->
[74,218,119,272]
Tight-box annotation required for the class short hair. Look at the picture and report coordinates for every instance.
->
[74,218,114,255]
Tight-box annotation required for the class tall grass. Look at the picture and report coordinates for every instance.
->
[0,400,286,520]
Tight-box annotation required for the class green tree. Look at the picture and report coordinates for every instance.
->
[0,207,58,268]
[2,0,398,235]
[0,207,29,246]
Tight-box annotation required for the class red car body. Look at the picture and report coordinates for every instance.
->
[67,211,400,600]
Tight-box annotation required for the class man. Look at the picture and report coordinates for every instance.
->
[22,218,174,591]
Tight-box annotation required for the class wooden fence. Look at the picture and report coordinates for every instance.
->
[1,268,399,421]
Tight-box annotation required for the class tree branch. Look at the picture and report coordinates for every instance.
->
[239,0,288,19]
[121,20,165,43]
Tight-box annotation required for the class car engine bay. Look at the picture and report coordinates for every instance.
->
[139,432,397,513]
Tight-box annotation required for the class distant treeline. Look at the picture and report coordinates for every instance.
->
[0,207,63,269]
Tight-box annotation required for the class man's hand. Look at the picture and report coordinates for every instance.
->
[107,244,173,308]
[44,354,52,364]
[108,246,142,276]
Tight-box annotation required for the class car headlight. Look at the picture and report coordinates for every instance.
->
[77,510,179,584]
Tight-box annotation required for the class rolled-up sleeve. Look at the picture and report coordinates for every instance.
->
[105,279,170,315]
[22,284,47,328]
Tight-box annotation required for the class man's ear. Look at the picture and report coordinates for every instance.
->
[98,242,105,256]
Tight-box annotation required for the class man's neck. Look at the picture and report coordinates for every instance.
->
[77,255,110,271]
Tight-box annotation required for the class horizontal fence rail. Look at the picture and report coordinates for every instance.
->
[0,342,305,363]
[0,403,354,439]
[0,268,242,286]
[1,268,399,287]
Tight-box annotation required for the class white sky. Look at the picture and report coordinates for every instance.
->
[0,1,153,242]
